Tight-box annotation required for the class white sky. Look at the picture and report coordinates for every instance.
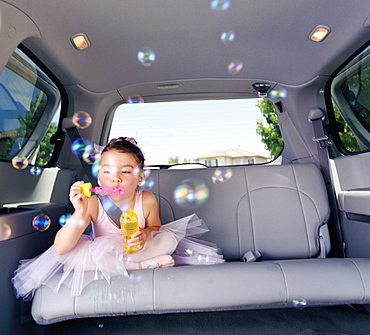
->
[109,98,270,165]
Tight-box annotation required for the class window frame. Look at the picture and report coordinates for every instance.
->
[327,41,370,155]
[0,45,68,166]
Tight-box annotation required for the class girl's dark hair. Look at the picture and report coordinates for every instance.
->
[102,137,145,169]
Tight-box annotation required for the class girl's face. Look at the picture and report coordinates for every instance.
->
[97,150,144,202]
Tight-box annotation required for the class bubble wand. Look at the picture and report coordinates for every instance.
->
[78,182,125,197]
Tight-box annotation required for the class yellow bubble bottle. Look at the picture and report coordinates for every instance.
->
[120,209,140,254]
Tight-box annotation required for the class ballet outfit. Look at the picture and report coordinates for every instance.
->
[12,190,224,301]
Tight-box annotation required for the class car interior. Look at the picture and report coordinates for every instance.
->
[1,1,370,334]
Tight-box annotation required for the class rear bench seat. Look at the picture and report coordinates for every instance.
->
[31,163,370,324]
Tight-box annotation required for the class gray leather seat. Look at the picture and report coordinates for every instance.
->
[31,164,370,324]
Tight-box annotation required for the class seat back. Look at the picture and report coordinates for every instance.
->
[145,163,330,261]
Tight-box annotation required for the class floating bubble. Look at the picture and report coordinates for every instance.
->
[227,60,243,75]
[137,47,156,67]
[292,297,307,310]
[91,159,100,179]
[58,213,72,227]
[221,31,235,45]
[210,0,231,12]
[126,94,144,104]
[160,123,175,137]
[173,178,209,208]
[72,111,92,129]
[71,138,94,157]
[30,166,42,176]
[32,214,51,231]
[128,273,142,283]
[141,178,155,191]
[212,168,233,184]
[197,254,211,263]
[12,156,28,170]
[82,149,101,165]
[0,223,11,241]
[269,89,288,99]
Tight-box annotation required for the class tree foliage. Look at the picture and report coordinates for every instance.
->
[256,98,362,158]
[256,99,283,159]
[1,93,56,165]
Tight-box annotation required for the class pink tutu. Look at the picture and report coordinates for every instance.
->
[12,214,224,301]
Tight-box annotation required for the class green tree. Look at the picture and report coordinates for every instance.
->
[333,102,361,152]
[256,99,283,159]
[1,92,57,165]
[35,122,57,165]
[168,156,179,164]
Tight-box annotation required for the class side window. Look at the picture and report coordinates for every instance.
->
[0,47,61,165]
[331,45,370,152]
[109,98,283,167]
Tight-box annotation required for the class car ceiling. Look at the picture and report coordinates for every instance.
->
[5,0,370,97]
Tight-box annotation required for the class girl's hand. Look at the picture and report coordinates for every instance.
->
[69,181,89,213]
[128,229,148,251]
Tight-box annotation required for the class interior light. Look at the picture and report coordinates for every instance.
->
[309,25,331,42]
[71,33,91,50]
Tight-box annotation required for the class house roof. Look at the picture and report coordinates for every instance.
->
[196,148,267,159]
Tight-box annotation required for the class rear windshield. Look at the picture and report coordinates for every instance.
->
[110,98,283,167]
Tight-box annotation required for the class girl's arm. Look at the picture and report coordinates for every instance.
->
[54,181,96,255]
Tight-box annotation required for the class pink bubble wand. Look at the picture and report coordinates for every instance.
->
[78,182,125,197]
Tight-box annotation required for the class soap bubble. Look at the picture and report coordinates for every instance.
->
[30,166,42,176]
[212,168,233,184]
[174,178,209,208]
[126,94,144,104]
[210,0,230,12]
[269,89,287,99]
[128,273,142,283]
[91,159,100,179]
[227,60,243,75]
[32,214,51,231]
[137,47,156,67]
[12,156,28,170]
[58,213,72,227]
[82,149,100,164]
[0,223,11,241]
[71,138,94,157]
[197,254,211,263]
[72,111,92,129]
[292,297,307,310]
[221,31,235,45]
[141,178,155,190]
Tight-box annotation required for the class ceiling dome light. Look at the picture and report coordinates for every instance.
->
[71,33,91,50]
[309,25,331,42]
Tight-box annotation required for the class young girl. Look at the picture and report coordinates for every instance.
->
[12,137,224,300]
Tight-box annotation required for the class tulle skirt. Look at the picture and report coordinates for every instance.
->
[12,214,224,301]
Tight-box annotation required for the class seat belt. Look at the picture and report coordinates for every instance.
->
[62,117,124,227]
[308,108,345,257]
[62,117,97,186]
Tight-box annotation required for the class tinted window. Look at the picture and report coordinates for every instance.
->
[0,48,61,165]
[331,45,370,152]
[110,98,283,167]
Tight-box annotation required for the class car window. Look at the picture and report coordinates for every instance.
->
[109,98,283,167]
[0,47,61,166]
[331,44,370,152]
